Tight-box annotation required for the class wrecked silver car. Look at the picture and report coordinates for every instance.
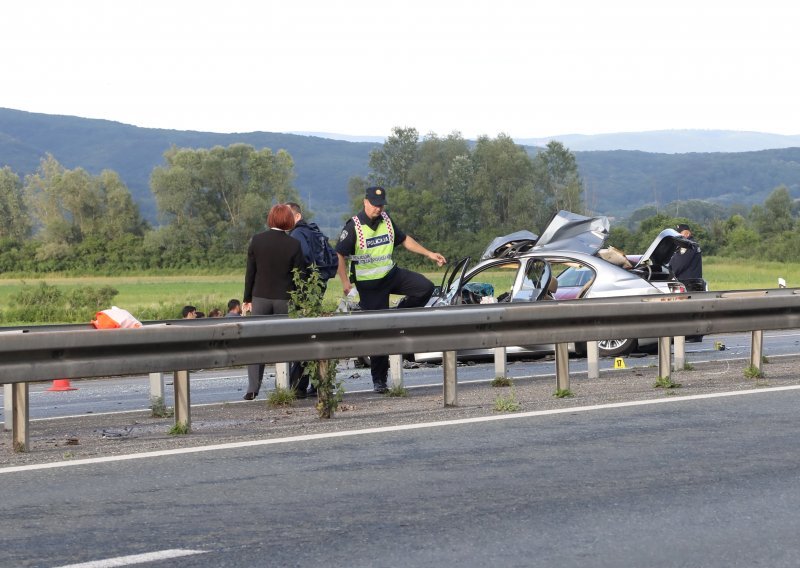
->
[422,210,695,358]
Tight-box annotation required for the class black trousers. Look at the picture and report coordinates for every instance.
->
[356,268,434,384]
[247,297,289,394]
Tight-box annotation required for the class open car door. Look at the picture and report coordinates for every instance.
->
[428,256,471,307]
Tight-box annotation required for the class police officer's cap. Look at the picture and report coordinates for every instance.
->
[365,186,387,206]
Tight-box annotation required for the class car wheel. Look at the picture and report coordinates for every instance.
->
[597,338,637,357]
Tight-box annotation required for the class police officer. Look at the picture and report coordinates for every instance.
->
[336,186,446,392]
[671,223,705,342]
[671,223,703,283]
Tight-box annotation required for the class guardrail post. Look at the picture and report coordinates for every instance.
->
[173,370,191,432]
[3,384,11,431]
[493,347,507,379]
[673,336,685,371]
[750,330,764,373]
[555,343,570,391]
[586,341,599,380]
[275,362,290,390]
[443,351,457,407]
[658,337,671,380]
[12,382,29,452]
[389,354,404,389]
[149,372,164,402]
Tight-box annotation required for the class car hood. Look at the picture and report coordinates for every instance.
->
[480,230,539,260]
[633,228,695,268]
[480,211,609,260]
[533,210,610,255]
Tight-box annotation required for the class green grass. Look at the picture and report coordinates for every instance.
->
[703,257,800,291]
[654,376,682,389]
[743,365,765,379]
[386,385,408,397]
[267,387,297,407]
[491,376,513,387]
[493,391,521,412]
[167,422,190,435]
[0,257,797,325]
[149,396,174,418]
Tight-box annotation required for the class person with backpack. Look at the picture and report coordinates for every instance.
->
[287,202,338,293]
[286,202,338,397]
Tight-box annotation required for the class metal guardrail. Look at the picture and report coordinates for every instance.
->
[2,288,800,451]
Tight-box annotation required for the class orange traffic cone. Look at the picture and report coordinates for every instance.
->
[47,379,77,391]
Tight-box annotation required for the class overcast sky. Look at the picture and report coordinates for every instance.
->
[4,1,799,139]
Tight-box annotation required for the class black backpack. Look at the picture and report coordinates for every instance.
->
[294,222,338,280]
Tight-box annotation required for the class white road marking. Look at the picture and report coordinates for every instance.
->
[53,548,207,567]
[4,384,800,475]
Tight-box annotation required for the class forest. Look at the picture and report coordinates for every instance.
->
[1,126,799,277]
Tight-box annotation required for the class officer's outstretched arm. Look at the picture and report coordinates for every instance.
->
[402,235,446,267]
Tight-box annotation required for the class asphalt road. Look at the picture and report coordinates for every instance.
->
[3,386,800,567]
[4,329,799,421]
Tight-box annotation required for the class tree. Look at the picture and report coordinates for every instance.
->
[751,185,794,237]
[367,127,419,188]
[470,134,536,231]
[0,166,30,241]
[24,155,147,265]
[532,141,584,226]
[394,132,472,250]
[150,144,300,259]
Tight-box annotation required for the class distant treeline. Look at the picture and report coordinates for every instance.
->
[3,108,800,232]
[1,129,799,276]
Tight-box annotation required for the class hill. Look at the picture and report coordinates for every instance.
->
[2,108,800,229]
[0,108,378,231]
[571,148,800,216]
[518,130,800,154]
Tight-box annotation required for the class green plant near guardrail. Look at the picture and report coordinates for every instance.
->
[168,422,189,435]
[491,376,513,387]
[289,268,343,419]
[268,387,296,406]
[149,396,174,418]
[386,385,408,397]
[654,376,682,389]
[494,390,521,412]
[744,365,765,379]
[553,388,574,398]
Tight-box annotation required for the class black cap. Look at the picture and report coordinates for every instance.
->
[676,223,691,232]
[365,186,387,206]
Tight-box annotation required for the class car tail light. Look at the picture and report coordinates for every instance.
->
[668,282,686,293]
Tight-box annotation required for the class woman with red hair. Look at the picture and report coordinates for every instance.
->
[242,204,307,400]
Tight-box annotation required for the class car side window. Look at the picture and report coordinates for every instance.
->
[459,261,520,304]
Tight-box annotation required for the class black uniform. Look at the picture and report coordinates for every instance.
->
[671,237,703,282]
[336,210,435,388]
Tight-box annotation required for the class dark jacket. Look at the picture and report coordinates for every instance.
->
[670,237,703,280]
[243,229,306,302]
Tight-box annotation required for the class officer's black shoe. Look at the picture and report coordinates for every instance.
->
[373,382,389,394]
